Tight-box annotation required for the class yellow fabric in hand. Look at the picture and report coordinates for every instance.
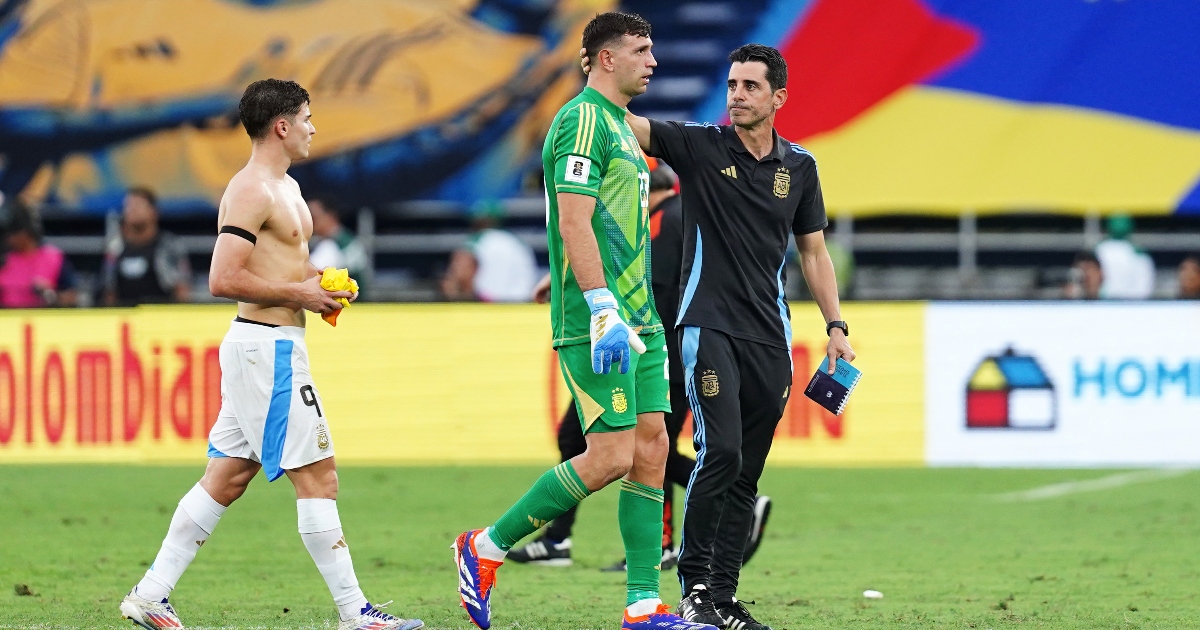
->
[319,268,359,327]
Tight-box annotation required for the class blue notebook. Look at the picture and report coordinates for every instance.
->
[803,357,862,416]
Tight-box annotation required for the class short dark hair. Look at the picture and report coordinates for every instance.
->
[582,12,651,62]
[1074,250,1100,266]
[126,186,157,209]
[729,44,787,92]
[239,79,310,140]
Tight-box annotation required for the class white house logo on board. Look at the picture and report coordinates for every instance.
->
[965,348,1056,430]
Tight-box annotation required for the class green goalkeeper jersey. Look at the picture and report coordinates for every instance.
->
[543,87,663,347]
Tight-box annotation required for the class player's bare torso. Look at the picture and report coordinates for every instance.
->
[217,166,313,327]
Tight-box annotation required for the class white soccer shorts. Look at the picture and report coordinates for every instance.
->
[207,319,334,481]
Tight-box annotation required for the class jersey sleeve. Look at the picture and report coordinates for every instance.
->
[792,157,829,236]
[551,103,609,198]
[648,119,709,173]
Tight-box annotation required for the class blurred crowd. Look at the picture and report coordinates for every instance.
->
[1,188,1197,308]
[1064,215,1199,300]
[0,188,375,308]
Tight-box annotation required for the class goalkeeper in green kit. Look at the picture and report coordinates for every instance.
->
[453,11,718,630]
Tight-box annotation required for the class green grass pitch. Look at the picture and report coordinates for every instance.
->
[1,465,1196,629]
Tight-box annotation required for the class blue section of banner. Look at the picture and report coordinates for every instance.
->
[1178,178,1200,214]
[924,0,1200,132]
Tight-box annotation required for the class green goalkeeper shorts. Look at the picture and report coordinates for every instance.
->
[557,332,671,434]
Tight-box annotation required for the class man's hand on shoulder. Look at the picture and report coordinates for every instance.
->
[579,47,650,150]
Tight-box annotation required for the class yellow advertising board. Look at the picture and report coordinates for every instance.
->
[0,303,923,466]
[764,302,925,465]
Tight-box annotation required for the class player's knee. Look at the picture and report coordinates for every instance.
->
[313,469,339,499]
[200,475,248,506]
[607,450,635,481]
[587,447,633,484]
[636,427,669,465]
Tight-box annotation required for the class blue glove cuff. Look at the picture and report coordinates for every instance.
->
[582,288,618,315]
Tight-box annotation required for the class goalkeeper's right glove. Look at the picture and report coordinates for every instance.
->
[583,288,646,375]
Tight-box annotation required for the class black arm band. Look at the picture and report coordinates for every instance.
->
[219,225,257,244]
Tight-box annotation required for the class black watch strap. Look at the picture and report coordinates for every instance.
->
[826,320,849,337]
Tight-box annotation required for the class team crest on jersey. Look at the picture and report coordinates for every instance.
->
[701,370,720,397]
[612,388,629,414]
[316,425,330,450]
[773,168,790,199]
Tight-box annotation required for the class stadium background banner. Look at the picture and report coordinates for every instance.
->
[0,0,613,213]
[693,0,1200,215]
[0,303,923,466]
[925,303,1200,467]
[4,1,1200,216]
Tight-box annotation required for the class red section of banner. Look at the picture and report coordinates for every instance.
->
[776,0,978,141]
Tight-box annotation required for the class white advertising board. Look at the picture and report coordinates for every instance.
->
[925,303,1200,466]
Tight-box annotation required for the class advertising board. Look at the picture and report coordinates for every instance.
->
[0,303,923,465]
[925,303,1200,466]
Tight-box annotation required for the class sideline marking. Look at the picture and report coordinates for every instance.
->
[995,469,1192,502]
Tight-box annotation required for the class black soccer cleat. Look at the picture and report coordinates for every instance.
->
[742,495,772,566]
[677,585,725,627]
[718,599,772,630]
[504,534,572,566]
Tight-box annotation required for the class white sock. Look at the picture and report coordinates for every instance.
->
[135,484,226,601]
[474,527,508,562]
[626,597,663,617]
[298,499,368,621]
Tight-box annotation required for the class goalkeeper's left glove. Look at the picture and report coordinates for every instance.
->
[584,288,646,375]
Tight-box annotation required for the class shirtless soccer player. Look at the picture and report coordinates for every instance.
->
[452,13,717,630]
[118,79,422,630]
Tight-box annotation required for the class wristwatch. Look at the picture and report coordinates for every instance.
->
[826,320,849,337]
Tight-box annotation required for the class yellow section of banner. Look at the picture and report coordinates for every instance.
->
[0,303,924,465]
[806,86,1200,214]
[0,307,230,463]
[763,302,925,465]
[305,304,560,464]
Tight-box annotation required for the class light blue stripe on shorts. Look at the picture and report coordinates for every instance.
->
[261,339,294,482]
